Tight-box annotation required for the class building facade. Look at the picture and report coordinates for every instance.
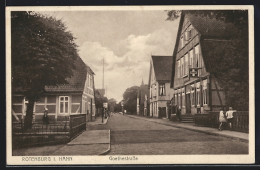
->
[148,55,173,118]
[12,57,96,122]
[137,80,149,116]
[170,12,237,115]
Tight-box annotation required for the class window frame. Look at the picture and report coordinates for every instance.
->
[59,96,69,114]
[184,53,189,76]
[182,88,185,108]
[189,49,194,69]
[196,82,201,106]
[202,80,208,106]
[159,83,166,96]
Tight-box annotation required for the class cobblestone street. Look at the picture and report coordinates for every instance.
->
[103,113,248,155]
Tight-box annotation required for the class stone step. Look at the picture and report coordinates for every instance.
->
[181,120,194,123]
[181,118,194,120]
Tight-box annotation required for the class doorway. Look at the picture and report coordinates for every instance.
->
[186,93,191,114]
[159,107,166,118]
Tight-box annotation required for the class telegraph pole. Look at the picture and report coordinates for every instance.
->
[103,57,104,90]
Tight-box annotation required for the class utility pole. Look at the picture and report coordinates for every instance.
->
[102,57,104,90]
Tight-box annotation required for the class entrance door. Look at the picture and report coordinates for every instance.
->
[159,107,166,118]
[186,94,191,114]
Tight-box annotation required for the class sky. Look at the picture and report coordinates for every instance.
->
[41,10,179,102]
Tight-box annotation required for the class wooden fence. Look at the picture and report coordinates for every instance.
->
[69,114,86,138]
[194,111,249,133]
[12,114,87,148]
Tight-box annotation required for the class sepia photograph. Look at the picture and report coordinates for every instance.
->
[6,5,255,165]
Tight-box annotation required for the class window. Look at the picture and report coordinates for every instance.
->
[191,84,195,106]
[177,60,180,78]
[189,49,193,68]
[153,84,157,97]
[184,54,189,75]
[150,86,152,99]
[182,88,185,107]
[196,82,200,106]
[178,89,181,107]
[202,80,208,105]
[195,45,201,76]
[159,84,166,96]
[185,30,191,41]
[181,57,184,77]
[59,96,69,114]
[180,36,183,48]
[174,90,178,105]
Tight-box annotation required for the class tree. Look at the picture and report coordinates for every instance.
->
[166,10,249,110]
[94,89,108,109]
[12,12,79,129]
[123,86,139,114]
[114,102,123,112]
[108,98,117,112]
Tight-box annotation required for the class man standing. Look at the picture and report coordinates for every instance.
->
[101,108,104,123]
[176,106,182,121]
[226,106,235,129]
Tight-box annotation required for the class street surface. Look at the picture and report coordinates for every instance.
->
[90,113,248,155]
[13,113,248,155]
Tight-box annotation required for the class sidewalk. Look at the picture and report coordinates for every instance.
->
[53,129,110,155]
[126,114,248,142]
[87,116,109,126]
[53,116,111,155]
[13,116,111,156]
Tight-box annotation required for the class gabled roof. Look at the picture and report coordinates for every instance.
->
[45,57,94,93]
[187,14,236,39]
[171,12,238,88]
[151,55,172,81]
[170,12,185,88]
[200,39,233,74]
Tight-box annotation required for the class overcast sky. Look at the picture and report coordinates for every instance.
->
[41,10,179,102]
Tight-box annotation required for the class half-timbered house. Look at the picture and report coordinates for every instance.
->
[170,12,237,115]
[12,57,96,122]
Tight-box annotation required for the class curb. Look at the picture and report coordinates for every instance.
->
[126,115,248,143]
[99,129,111,155]
[97,116,110,125]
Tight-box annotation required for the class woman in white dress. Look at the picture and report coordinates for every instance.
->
[218,110,227,131]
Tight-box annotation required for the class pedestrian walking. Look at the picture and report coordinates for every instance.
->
[218,110,227,131]
[226,106,235,129]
